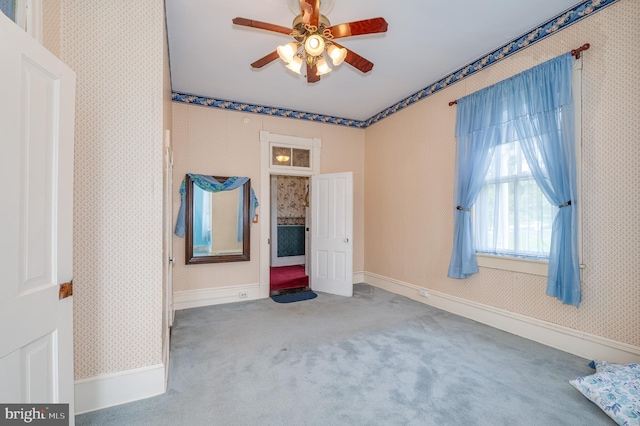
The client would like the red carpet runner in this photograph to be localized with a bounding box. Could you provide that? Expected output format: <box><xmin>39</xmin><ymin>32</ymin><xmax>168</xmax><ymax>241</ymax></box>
<box><xmin>270</xmin><ymin>265</ymin><xmax>308</xmax><ymax>291</ymax></box>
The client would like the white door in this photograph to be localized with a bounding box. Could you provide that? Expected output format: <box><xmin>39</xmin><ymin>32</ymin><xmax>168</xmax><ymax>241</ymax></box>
<box><xmin>310</xmin><ymin>172</ymin><xmax>353</xmax><ymax>297</ymax></box>
<box><xmin>0</xmin><ymin>11</ymin><xmax>76</xmax><ymax>421</ymax></box>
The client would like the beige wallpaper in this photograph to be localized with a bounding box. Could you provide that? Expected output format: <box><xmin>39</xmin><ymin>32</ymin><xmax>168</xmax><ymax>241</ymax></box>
<box><xmin>365</xmin><ymin>0</ymin><xmax>639</xmax><ymax>347</ymax></box>
<box><xmin>42</xmin><ymin>0</ymin><xmax>60</xmax><ymax>57</ymax></box>
<box><xmin>59</xmin><ymin>1</ymin><xmax>167</xmax><ymax>379</ymax></box>
<box><xmin>172</xmin><ymin>104</ymin><xmax>365</xmax><ymax>292</ymax></box>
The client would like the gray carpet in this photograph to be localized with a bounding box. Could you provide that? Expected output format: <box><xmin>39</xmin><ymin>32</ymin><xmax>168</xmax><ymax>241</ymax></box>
<box><xmin>76</xmin><ymin>284</ymin><xmax>612</xmax><ymax>425</ymax></box>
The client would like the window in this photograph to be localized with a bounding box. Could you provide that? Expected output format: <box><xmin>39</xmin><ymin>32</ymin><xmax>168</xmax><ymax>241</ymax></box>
<box><xmin>0</xmin><ymin>0</ymin><xmax>42</xmax><ymax>41</ymax></box>
<box><xmin>473</xmin><ymin>140</ymin><xmax>557</xmax><ymax>260</ymax></box>
<box><xmin>271</xmin><ymin>145</ymin><xmax>311</xmax><ymax>169</ymax></box>
<box><xmin>0</xmin><ymin>0</ymin><xmax>16</xmax><ymax>21</ymax></box>
<box><xmin>464</xmin><ymin>57</ymin><xmax>582</xmax><ymax>278</ymax></box>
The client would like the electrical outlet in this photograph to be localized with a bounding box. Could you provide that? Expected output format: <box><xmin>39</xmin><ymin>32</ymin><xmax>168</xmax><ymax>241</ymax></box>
<box><xmin>419</xmin><ymin>289</ymin><xmax>429</xmax><ymax>298</ymax></box>
<box><xmin>239</xmin><ymin>291</ymin><xmax>248</xmax><ymax>298</ymax></box>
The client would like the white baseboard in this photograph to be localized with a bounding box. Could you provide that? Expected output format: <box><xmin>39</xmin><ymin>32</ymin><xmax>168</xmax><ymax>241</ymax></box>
<box><xmin>364</xmin><ymin>272</ymin><xmax>640</xmax><ymax>365</ymax></box>
<box><xmin>75</xmin><ymin>364</ymin><xmax>166</xmax><ymax>414</ymax></box>
<box><xmin>353</xmin><ymin>271</ymin><xmax>364</xmax><ymax>284</ymax></box>
<box><xmin>173</xmin><ymin>283</ymin><xmax>260</xmax><ymax>310</ymax></box>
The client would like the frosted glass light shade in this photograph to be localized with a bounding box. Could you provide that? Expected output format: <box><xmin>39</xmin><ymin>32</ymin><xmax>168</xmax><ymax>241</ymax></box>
<box><xmin>304</xmin><ymin>34</ymin><xmax>325</xmax><ymax>57</ymax></box>
<box><xmin>277</xmin><ymin>42</ymin><xmax>298</xmax><ymax>63</ymax></box>
<box><xmin>286</xmin><ymin>55</ymin><xmax>303</xmax><ymax>74</ymax></box>
<box><xmin>315</xmin><ymin>57</ymin><xmax>332</xmax><ymax>76</ymax></box>
<box><xmin>327</xmin><ymin>44</ymin><xmax>347</xmax><ymax>66</ymax></box>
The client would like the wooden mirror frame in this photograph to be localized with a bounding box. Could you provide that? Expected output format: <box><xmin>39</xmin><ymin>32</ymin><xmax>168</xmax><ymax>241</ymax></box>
<box><xmin>185</xmin><ymin>175</ymin><xmax>251</xmax><ymax>264</ymax></box>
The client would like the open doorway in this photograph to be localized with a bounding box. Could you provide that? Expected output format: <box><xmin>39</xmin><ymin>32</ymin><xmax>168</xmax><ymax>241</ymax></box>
<box><xmin>270</xmin><ymin>175</ymin><xmax>310</xmax><ymax>296</ymax></box>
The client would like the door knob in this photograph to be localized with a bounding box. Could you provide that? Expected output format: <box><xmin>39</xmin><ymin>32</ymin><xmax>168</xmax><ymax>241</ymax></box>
<box><xmin>344</xmin><ymin>238</ymin><xmax>349</xmax><ymax>243</ymax></box>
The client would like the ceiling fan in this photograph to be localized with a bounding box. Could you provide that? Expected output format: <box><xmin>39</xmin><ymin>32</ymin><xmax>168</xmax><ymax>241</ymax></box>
<box><xmin>232</xmin><ymin>0</ymin><xmax>388</xmax><ymax>83</ymax></box>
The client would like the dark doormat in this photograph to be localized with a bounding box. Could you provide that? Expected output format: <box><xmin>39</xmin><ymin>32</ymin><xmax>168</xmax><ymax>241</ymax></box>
<box><xmin>271</xmin><ymin>290</ymin><xmax>318</xmax><ymax>304</ymax></box>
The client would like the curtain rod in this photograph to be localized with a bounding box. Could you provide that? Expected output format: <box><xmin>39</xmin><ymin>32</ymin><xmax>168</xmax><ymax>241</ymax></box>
<box><xmin>448</xmin><ymin>43</ymin><xmax>590</xmax><ymax>107</ymax></box>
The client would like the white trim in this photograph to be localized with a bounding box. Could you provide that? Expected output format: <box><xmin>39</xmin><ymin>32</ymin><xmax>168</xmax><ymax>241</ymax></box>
<box><xmin>14</xmin><ymin>0</ymin><xmax>42</xmax><ymax>42</ymax></box>
<box><xmin>74</xmin><ymin>364</ymin><xmax>166</xmax><ymax>414</ymax></box>
<box><xmin>364</xmin><ymin>272</ymin><xmax>640</xmax><ymax>365</ymax></box>
<box><xmin>270</xmin><ymin>176</ymin><xmax>278</xmax><ymax>265</ymax></box>
<box><xmin>173</xmin><ymin>283</ymin><xmax>260</xmax><ymax>310</ymax></box>
<box><xmin>57</xmin><ymin>297</ymin><xmax>75</xmax><ymax>423</ymax></box>
<box><xmin>272</xmin><ymin>255</ymin><xmax>305</xmax><ymax>267</ymax></box>
<box><xmin>476</xmin><ymin>254</ymin><xmax>548</xmax><ymax>276</ymax></box>
<box><xmin>260</xmin><ymin>131</ymin><xmax>321</xmax><ymax>299</ymax></box>
<box><xmin>352</xmin><ymin>271</ymin><xmax>364</xmax><ymax>284</ymax></box>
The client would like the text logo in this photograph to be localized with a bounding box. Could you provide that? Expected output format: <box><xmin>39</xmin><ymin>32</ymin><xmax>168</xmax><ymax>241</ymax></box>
<box><xmin>0</xmin><ymin>404</ymin><xmax>68</xmax><ymax>426</ymax></box>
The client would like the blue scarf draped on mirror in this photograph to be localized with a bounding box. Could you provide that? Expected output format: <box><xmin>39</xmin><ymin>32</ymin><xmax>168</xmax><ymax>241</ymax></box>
<box><xmin>174</xmin><ymin>174</ymin><xmax>259</xmax><ymax>242</ymax></box>
<box><xmin>447</xmin><ymin>53</ymin><xmax>580</xmax><ymax>306</ymax></box>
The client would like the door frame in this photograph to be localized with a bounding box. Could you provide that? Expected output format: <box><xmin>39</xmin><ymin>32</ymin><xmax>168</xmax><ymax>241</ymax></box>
<box><xmin>270</xmin><ymin>175</ymin><xmax>308</xmax><ymax>268</ymax></box>
<box><xmin>259</xmin><ymin>131</ymin><xmax>321</xmax><ymax>299</ymax></box>
<box><xmin>162</xmin><ymin>129</ymin><xmax>173</xmax><ymax>389</ymax></box>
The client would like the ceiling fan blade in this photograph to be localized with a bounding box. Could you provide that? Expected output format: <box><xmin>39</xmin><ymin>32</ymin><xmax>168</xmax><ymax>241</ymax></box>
<box><xmin>332</xmin><ymin>41</ymin><xmax>374</xmax><ymax>73</ymax></box>
<box><xmin>301</xmin><ymin>0</ymin><xmax>320</xmax><ymax>27</ymax></box>
<box><xmin>306</xmin><ymin>63</ymin><xmax>320</xmax><ymax>83</ymax></box>
<box><xmin>232</xmin><ymin>17</ymin><xmax>292</xmax><ymax>35</ymax></box>
<box><xmin>251</xmin><ymin>51</ymin><xmax>280</xmax><ymax>69</ymax></box>
<box><xmin>328</xmin><ymin>18</ymin><xmax>389</xmax><ymax>39</ymax></box>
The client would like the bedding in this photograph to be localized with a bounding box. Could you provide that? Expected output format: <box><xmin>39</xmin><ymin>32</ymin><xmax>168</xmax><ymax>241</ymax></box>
<box><xmin>570</xmin><ymin>360</ymin><xmax>640</xmax><ymax>425</ymax></box>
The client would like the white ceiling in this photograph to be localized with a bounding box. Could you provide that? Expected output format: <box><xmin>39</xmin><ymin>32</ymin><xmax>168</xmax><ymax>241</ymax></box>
<box><xmin>166</xmin><ymin>0</ymin><xmax>582</xmax><ymax>121</ymax></box>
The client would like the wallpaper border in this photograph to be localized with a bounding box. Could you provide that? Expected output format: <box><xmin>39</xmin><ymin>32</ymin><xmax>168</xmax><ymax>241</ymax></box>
<box><xmin>171</xmin><ymin>92</ymin><xmax>368</xmax><ymax>128</ymax></box>
<box><xmin>171</xmin><ymin>0</ymin><xmax>619</xmax><ymax>128</ymax></box>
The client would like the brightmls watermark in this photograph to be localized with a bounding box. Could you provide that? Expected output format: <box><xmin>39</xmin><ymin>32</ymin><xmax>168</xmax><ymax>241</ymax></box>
<box><xmin>0</xmin><ymin>404</ymin><xmax>68</xmax><ymax>425</ymax></box>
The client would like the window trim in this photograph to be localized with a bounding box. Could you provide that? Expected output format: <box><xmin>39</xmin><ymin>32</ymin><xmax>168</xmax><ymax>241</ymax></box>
<box><xmin>5</xmin><ymin>0</ymin><xmax>42</xmax><ymax>42</ymax></box>
<box><xmin>477</xmin><ymin>253</ymin><xmax>548</xmax><ymax>276</ymax></box>
<box><xmin>475</xmin><ymin>58</ymin><xmax>583</xmax><ymax>277</ymax></box>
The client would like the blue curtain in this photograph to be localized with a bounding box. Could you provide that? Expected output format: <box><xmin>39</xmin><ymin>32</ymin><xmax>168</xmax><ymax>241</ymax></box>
<box><xmin>448</xmin><ymin>53</ymin><xmax>580</xmax><ymax>306</ymax></box>
<box><xmin>174</xmin><ymin>174</ymin><xmax>258</xmax><ymax>239</ymax></box>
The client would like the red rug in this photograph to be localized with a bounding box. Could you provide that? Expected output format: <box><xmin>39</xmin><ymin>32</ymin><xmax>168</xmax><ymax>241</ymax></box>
<box><xmin>270</xmin><ymin>265</ymin><xmax>308</xmax><ymax>291</ymax></box>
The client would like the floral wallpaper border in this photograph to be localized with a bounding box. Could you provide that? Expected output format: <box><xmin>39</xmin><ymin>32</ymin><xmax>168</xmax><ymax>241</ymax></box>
<box><xmin>172</xmin><ymin>0</ymin><xmax>618</xmax><ymax>128</ymax></box>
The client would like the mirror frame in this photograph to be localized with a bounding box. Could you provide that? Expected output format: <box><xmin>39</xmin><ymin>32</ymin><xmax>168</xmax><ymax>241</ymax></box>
<box><xmin>185</xmin><ymin>175</ymin><xmax>251</xmax><ymax>264</ymax></box>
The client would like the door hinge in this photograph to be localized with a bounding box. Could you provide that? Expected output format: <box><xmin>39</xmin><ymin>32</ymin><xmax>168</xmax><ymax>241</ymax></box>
<box><xmin>268</xmin><ymin>238</ymin><xmax>271</xmax><ymax>245</ymax></box>
<box><xmin>59</xmin><ymin>281</ymin><xmax>73</xmax><ymax>299</ymax></box>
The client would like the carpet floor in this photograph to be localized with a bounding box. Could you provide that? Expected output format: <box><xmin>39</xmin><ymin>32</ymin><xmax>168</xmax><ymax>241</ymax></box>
<box><xmin>270</xmin><ymin>265</ymin><xmax>308</xmax><ymax>291</ymax></box>
<box><xmin>76</xmin><ymin>284</ymin><xmax>612</xmax><ymax>426</ymax></box>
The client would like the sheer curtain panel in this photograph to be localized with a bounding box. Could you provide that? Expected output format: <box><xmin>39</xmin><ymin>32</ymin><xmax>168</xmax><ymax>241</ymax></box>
<box><xmin>447</xmin><ymin>53</ymin><xmax>580</xmax><ymax>306</ymax></box>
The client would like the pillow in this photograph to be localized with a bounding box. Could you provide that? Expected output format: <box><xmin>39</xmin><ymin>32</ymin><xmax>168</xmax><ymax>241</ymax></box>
<box><xmin>570</xmin><ymin>360</ymin><xmax>640</xmax><ymax>426</ymax></box>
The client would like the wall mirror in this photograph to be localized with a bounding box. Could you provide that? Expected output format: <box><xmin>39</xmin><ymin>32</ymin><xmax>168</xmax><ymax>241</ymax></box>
<box><xmin>185</xmin><ymin>175</ymin><xmax>250</xmax><ymax>264</ymax></box>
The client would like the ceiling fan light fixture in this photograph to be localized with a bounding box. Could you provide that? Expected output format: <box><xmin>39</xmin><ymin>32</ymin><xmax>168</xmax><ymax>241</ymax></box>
<box><xmin>275</xmin><ymin>154</ymin><xmax>290</xmax><ymax>163</ymax></box>
<box><xmin>304</xmin><ymin>34</ymin><xmax>325</xmax><ymax>57</ymax></box>
<box><xmin>327</xmin><ymin>44</ymin><xmax>347</xmax><ymax>66</ymax></box>
<box><xmin>277</xmin><ymin>42</ymin><xmax>298</xmax><ymax>63</ymax></box>
<box><xmin>315</xmin><ymin>57</ymin><xmax>332</xmax><ymax>76</ymax></box>
<box><xmin>286</xmin><ymin>55</ymin><xmax>303</xmax><ymax>74</ymax></box>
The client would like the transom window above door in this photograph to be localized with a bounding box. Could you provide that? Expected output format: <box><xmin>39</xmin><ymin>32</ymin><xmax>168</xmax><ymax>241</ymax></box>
<box><xmin>271</xmin><ymin>145</ymin><xmax>311</xmax><ymax>169</ymax></box>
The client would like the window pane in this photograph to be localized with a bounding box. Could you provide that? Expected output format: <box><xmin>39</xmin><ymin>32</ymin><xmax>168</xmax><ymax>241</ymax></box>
<box><xmin>272</xmin><ymin>146</ymin><xmax>292</xmax><ymax>166</ymax></box>
<box><xmin>0</xmin><ymin>0</ymin><xmax>15</xmax><ymax>21</ymax></box>
<box><xmin>292</xmin><ymin>148</ymin><xmax>310</xmax><ymax>168</ymax></box>
<box><xmin>474</xmin><ymin>141</ymin><xmax>555</xmax><ymax>260</ymax></box>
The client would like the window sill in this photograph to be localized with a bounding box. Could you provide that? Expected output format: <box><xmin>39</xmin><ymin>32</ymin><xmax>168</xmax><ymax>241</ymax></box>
<box><xmin>476</xmin><ymin>253</ymin><xmax>548</xmax><ymax>276</ymax></box>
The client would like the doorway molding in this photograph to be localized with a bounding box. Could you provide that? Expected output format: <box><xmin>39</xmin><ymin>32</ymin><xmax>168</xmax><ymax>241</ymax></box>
<box><xmin>259</xmin><ymin>131</ymin><xmax>321</xmax><ymax>299</ymax></box>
